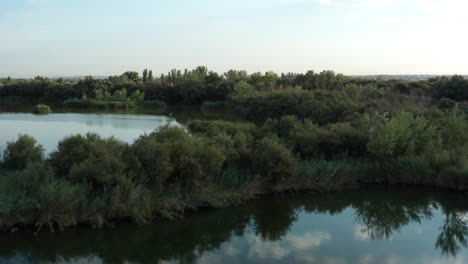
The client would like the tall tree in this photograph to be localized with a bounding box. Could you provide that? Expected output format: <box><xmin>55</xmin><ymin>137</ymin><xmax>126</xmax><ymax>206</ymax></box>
<box><xmin>142</xmin><ymin>69</ymin><xmax>148</xmax><ymax>83</ymax></box>
<box><xmin>148</xmin><ymin>70</ymin><xmax>154</xmax><ymax>81</ymax></box>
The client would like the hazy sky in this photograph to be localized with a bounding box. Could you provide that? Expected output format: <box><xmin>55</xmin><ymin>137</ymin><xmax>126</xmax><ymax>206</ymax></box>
<box><xmin>1</xmin><ymin>0</ymin><xmax>467</xmax><ymax>78</ymax></box>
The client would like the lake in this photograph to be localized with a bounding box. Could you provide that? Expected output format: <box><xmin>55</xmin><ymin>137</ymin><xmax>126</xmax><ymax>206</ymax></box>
<box><xmin>0</xmin><ymin>186</ymin><xmax>466</xmax><ymax>264</ymax></box>
<box><xmin>0</xmin><ymin>112</ymin><xmax>179</xmax><ymax>153</ymax></box>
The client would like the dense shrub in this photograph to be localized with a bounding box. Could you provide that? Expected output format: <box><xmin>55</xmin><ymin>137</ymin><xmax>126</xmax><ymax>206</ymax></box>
<box><xmin>3</xmin><ymin>135</ymin><xmax>44</xmax><ymax>170</ymax></box>
<box><xmin>189</xmin><ymin>120</ymin><xmax>256</xmax><ymax>137</ymax></box>
<box><xmin>438</xmin><ymin>98</ymin><xmax>457</xmax><ymax>110</ymax></box>
<box><xmin>294</xmin><ymin>121</ymin><xmax>369</xmax><ymax>159</ymax></box>
<box><xmin>32</xmin><ymin>104</ymin><xmax>52</xmax><ymax>114</ymax></box>
<box><xmin>189</xmin><ymin>120</ymin><xmax>256</xmax><ymax>169</ymax></box>
<box><xmin>50</xmin><ymin>133</ymin><xmax>129</xmax><ymax>186</ymax></box>
<box><xmin>0</xmin><ymin>163</ymin><xmax>85</xmax><ymax>231</ymax></box>
<box><xmin>256</xmin><ymin>138</ymin><xmax>296</xmax><ymax>184</ymax></box>
<box><xmin>259</xmin><ymin>116</ymin><xmax>368</xmax><ymax>159</ymax></box>
<box><xmin>131</xmin><ymin>127</ymin><xmax>226</xmax><ymax>191</ymax></box>
<box><xmin>229</xmin><ymin>89</ymin><xmax>360</xmax><ymax>124</ymax></box>
<box><xmin>438</xmin><ymin>109</ymin><xmax>468</xmax><ymax>165</ymax></box>
<box><xmin>367</xmin><ymin>111</ymin><xmax>442</xmax><ymax>158</ymax></box>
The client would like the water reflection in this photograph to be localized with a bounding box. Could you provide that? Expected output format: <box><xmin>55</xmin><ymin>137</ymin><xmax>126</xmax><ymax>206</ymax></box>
<box><xmin>0</xmin><ymin>186</ymin><xmax>466</xmax><ymax>264</ymax></box>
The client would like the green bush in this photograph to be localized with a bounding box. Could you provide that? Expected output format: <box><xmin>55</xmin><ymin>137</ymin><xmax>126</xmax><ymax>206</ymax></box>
<box><xmin>189</xmin><ymin>120</ymin><xmax>256</xmax><ymax>137</ymax></box>
<box><xmin>3</xmin><ymin>135</ymin><xmax>44</xmax><ymax>170</ymax></box>
<box><xmin>296</xmin><ymin>159</ymin><xmax>357</xmax><ymax>191</ymax></box>
<box><xmin>294</xmin><ymin>121</ymin><xmax>369</xmax><ymax>159</ymax></box>
<box><xmin>32</xmin><ymin>104</ymin><xmax>52</xmax><ymax>115</ymax></box>
<box><xmin>131</xmin><ymin>127</ymin><xmax>226</xmax><ymax>191</ymax></box>
<box><xmin>256</xmin><ymin>137</ymin><xmax>296</xmax><ymax>184</ymax></box>
<box><xmin>439</xmin><ymin>108</ymin><xmax>468</xmax><ymax>165</ymax></box>
<box><xmin>0</xmin><ymin>163</ymin><xmax>85</xmax><ymax>231</ymax></box>
<box><xmin>229</xmin><ymin>89</ymin><xmax>360</xmax><ymax>124</ymax></box>
<box><xmin>50</xmin><ymin>133</ymin><xmax>129</xmax><ymax>186</ymax></box>
<box><xmin>367</xmin><ymin>111</ymin><xmax>442</xmax><ymax>158</ymax></box>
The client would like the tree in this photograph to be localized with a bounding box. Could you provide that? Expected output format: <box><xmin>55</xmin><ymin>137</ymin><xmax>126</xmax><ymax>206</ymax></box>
<box><xmin>439</xmin><ymin>108</ymin><xmax>468</xmax><ymax>165</ymax></box>
<box><xmin>121</xmin><ymin>71</ymin><xmax>140</xmax><ymax>82</ymax></box>
<box><xmin>257</xmin><ymin>138</ymin><xmax>296</xmax><ymax>184</ymax></box>
<box><xmin>148</xmin><ymin>70</ymin><xmax>154</xmax><ymax>81</ymax></box>
<box><xmin>142</xmin><ymin>69</ymin><xmax>148</xmax><ymax>83</ymax></box>
<box><xmin>3</xmin><ymin>135</ymin><xmax>44</xmax><ymax>170</ymax></box>
<box><xmin>367</xmin><ymin>111</ymin><xmax>442</xmax><ymax>158</ymax></box>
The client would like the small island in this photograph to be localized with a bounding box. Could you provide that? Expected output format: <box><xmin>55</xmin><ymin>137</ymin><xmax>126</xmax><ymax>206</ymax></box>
<box><xmin>32</xmin><ymin>104</ymin><xmax>52</xmax><ymax>115</ymax></box>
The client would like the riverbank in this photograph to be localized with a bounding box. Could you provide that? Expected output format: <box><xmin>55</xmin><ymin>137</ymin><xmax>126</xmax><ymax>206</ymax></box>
<box><xmin>0</xmin><ymin>156</ymin><xmax>467</xmax><ymax>233</ymax></box>
<box><xmin>0</xmin><ymin>106</ymin><xmax>466</xmax><ymax>233</ymax></box>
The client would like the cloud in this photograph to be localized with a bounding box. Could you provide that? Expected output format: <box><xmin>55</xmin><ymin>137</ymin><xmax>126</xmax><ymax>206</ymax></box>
<box><xmin>353</xmin><ymin>0</ymin><xmax>409</xmax><ymax>8</ymax></box>
<box><xmin>287</xmin><ymin>232</ymin><xmax>332</xmax><ymax>250</ymax></box>
<box><xmin>371</xmin><ymin>15</ymin><xmax>401</xmax><ymax>24</ymax></box>
<box><xmin>2</xmin><ymin>11</ymin><xmax>43</xmax><ymax>18</ymax></box>
<box><xmin>344</xmin><ymin>13</ymin><xmax>361</xmax><ymax>22</ymax></box>
<box><xmin>247</xmin><ymin>232</ymin><xmax>332</xmax><ymax>260</ymax></box>
<box><xmin>28</xmin><ymin>0</ymin><xmax>51</xmax><ymax>3</ymax></box>
<box><xmin>320</xmin><ymin>0</ymin><xmax>332</xmax><ymax>5</ymax></box>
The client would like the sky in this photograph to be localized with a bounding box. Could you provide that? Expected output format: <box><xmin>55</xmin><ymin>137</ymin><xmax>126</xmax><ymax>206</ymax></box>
<box><xmin>1</xmin><ymin>0</ymin><xmax>467</xmax><ymax>78</ymax></box>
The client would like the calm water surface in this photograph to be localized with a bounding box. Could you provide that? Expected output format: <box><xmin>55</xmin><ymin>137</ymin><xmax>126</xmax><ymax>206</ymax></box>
<box><xmin>0</xmin><ymin>113</ymin><xmax>179</xmax><ymax>153</ymax></box>
<box><xmin>0</xmin><ymin>186</ymin><xmax>466</xmax><ymax>264</ymax></box>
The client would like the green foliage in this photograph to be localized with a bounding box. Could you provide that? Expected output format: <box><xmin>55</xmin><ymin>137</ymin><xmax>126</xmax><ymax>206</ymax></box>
<box><xmin>3</xmin><ymin>135</ymin><xmax>44</xmax><ymax>170</ymax></box>
<box><xmin>0</xmin><ymin>163</ymin><xmax>85</xmax><ymax>231</ymax></box>
<box><xmin>63</xmin><ymin>98</ymin><xmax>136</xmax><ymax>109</ymax></box>
<box><xmin>32</xmin><ymin>104</ymin><xmax>52</xmax><ymax>114</ymax></box>
<box><xmin>256</xmin><ymin>137</ymin><xmax>296</xmax><ymax>184</ymax></box>
<box><xmin>229</xmin><ymin>81</ymin><xmax>257</xmax><ymax>100</ymax></box>
<box><xmin>439</xmin><ymin>98</ymin><xmax>457</xmax><ymax>110</ymax></box>
<box><xmin>439</xmin><ymin>108</ymin><xmax>468</xmax><ymax>165</ymax></box>
<box><xmin>367</xmin><ymin>111</ymin><xmax>442</xmax><ymax>158</ymax></box>
<box><xmin>131</xmin><ymin>127</ymin><xmax>226</xmax><ymax>191</ymax></box>
<box><xmin>214</xmin><ymin>168</ymin><xmax>256</xmax><ymax>189</ymax></box>
<box><xmin>50</xmin><ymin>133</ymin><xmax>129</xmax><ymax>186</ymax></box>
<box><xmin>296</xmin><ymin>159</ymin><xmax>357</xmax><ymax>191</ymax></box>
<box><xmin>431</xmin><ymin>75</ymin><xmax>468</xmax><ymax>101</ymax></box>
<box><xmin>189</xmin><ymin>120</ymin><xmax>256</xmax><ymax>137</ymax></box>
<box><xmin>230</xmin><ymin>89</ymin><xmax>360</xmax><ymax>125</ymax></box>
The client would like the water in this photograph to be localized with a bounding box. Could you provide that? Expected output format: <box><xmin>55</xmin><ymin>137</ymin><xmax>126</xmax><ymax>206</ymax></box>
<box><xmin>0</xmin><ymin>113</ymin><xmax>179</xmax><ymax>153</ymax></box>
<box><xmin>0</xmin><ymin>186</ymin><xmax>466</xmax><ymax>264</ymax></box>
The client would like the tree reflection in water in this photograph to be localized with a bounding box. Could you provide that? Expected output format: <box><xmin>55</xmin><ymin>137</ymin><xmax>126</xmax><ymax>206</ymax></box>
<box><xmin>0</xmin><ymin>186</ymin><xmax>466</xmax><ymax>264</ymax></box>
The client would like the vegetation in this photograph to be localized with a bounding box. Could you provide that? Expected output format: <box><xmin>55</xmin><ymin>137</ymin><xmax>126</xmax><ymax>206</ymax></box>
<box><xmin>0</xmin><ymin>105</ymin><xmax>467</xmax><ymax>232</ymax></box>
<box><xmin>32</xmin><ymin>104</ymin><xmax>52</xmax><ymax>114</ymax></box>
<box><xmin>0</xmin><ymin>67</ymin><xmax>467</xmax><ymax>232</ymax></box>
<box><xmin>1</xmin><ymin>68</ymin><xmax>466</xmax><ymax>114</ymax></box>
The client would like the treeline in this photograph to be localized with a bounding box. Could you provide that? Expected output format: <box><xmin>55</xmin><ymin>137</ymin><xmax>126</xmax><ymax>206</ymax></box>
<box><xmin>1</xmin><ymin>67</ymin><xmax>467</xmax><ymax>107</ymax></box>
<box><xmin>0</xmin><ymin>108</ymin><xmax>467</xmax><ymax>232</ymax></box>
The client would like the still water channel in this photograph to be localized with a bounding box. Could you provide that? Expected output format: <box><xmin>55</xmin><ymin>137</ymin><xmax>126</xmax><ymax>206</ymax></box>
<box><xmin>0</xmin><ymin>112</ymin><xmax>179</xmax><ymax>153</ymax></box>
<box><xmin>0</xmin><ymin>186</ymin><xmax>466</xmax><ymax>264</ymax></box>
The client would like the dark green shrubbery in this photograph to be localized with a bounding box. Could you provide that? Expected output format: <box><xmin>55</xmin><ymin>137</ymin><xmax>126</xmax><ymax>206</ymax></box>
<box><xmin>229</xmin><ymin>89</ymin><xmax>360</xmax><ymax>125</ymax></box>
<box><xmin>0</xmin><ymin>163</ymin><xmax>85</xmax><ymax>231</ymax></box>
<box><xmin>256</xmin><ymin>137</ymin><xmax>296</xmax><ymax>184</ymax></box>
<box><xmin>50</xmin><ymin>133</ymin><xmax>129</xmax><ymax>186</ymax></box>
<box><xmin>3</xmin><ymin>135</ymin><xmax>44</xmax><ymax>170</ymax></box>
<box><xmin>131</xmin><ymin>126</ymin><xmax>226</xmax><ymax>191</ymax></box>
